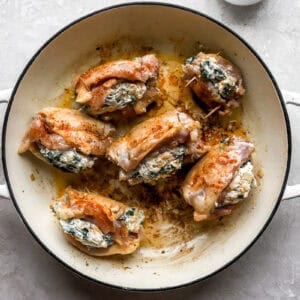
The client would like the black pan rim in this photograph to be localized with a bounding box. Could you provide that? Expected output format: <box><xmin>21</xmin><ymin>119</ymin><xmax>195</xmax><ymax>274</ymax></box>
<box><xmin>1</xmin><ymin>1</ymin><xmax>292</xmax><ymax>292</ymax></box>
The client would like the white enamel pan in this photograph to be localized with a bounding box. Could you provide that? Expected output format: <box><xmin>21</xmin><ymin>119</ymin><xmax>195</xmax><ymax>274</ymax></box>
<box><xmin>0</xmin><ymin>2</ymin><xmax>299</xmax><ymax>291</ymax></box>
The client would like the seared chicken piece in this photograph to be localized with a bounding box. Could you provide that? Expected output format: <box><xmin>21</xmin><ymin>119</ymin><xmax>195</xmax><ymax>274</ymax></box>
<box><xmin>182</xmin><ymin>137</ymin><xmax>256</xmax><ymax>221</ymax></box>
<box><xmin>107</xmin><ymin>110</ymin><xmax>206</xmax><ymax>185</ymax></box>
<box><xmin>75</xmin><ymin>54</ymin><xmax>160</xmax><ymax>117</ymax></box>
<box><xmin>183</xmin><ymin>52</ymin><xmax>245</xmax><ymax>113</ymax></box>
<box><xmin>18</xmin><ymin>108</ymin><xmax>114</xmax><ymax>173</ymax></box>
<box><xmin>51</xmin><ymin>188</ymin><xmax>144</xmax><ymax>256</ymax></box>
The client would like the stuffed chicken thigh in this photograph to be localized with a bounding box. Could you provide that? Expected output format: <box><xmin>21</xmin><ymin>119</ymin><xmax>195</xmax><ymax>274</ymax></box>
<box><xmin>183</xmin><ymin>52</ymin><xmax>245</xmax><ymax>113</ymax></box>
<box><xmin>75</xmin><ymin>54</ymin><xmax>160</xmax><ymax>118</ymax></box>
<box><xmin>51</xmin><ymin>188</ymin><xmax>145</xmax><ymax>256</ymax></box>
<box><xmin>182</xmin><ymin>137</ymin><xmax>256</xmax><ymax>221</ymax></box>
<box><xmin>18</xmin><ymin>107</ymin><xmax>114</xmax><ymax>173</ymax></box>
<box><xmin>107</xmin><ymin>110</ymin><xmax>206</xmax><ymax>185</ymax></box>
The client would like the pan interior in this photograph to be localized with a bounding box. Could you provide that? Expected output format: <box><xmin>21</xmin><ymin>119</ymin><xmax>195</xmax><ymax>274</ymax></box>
<box><xmin>3</xmin><ymin>4</ymin><xmax>289</xmax><ymax>290</ymax></box>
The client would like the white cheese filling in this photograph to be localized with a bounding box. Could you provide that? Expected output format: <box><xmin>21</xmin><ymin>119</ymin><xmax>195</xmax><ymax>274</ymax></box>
<box><xmin>39</xmin><ymin>144</ymin><xmax>96</xmax><ymax>173</ymax></box>
<box><xmin>118</xmin><ymin>208</ymin><xmax>145</xmax><ymax>233</ymax></box>
<box><xmin>104</xmin><ymin>82</ymin><xmax>146</xmax><ymax>109</ymax></box>
<box><xmin>199</xmin><ymin>57</ymin><xmax>238</xmax><ymax>101</ymax></box>
<box><xmin>60</xmin><ymin>218</ymin><xmax>113</xmax><ymax>248</ymax></box>
<box><xmin>121</xmin><ymin>146</ymin><xmax>186</xmax><ymax>184</ymax></box>
<box><xmin>223</xmin><ymin>161</ymin><xmax>256</xmax><ymax>205</ymax></box>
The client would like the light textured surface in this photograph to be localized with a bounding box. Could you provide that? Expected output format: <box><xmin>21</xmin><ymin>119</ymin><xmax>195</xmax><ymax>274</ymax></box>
<box><xmin>0</xmin><ymin>0</ymin><xmax>299</xmax><ymax>299</ymax></box>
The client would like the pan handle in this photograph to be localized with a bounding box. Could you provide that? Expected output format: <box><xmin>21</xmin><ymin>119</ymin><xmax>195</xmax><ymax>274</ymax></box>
<box><xmin>0</xmin><ymin>89</ymin><xmax>298</xmax><ymax>200</ymax></box>
<box><xmin>282</xmin><ymin>90</ymin><xmax>300</xmax><ymax>200</ymax></box>
<box><xmin>0</xmin><ymin>88</ymin><xmax>12</xmax><ymax>199</ymax></box>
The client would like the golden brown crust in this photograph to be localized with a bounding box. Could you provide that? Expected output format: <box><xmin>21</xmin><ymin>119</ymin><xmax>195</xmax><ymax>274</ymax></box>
<box><xmin>54</xmin><ymin>188</ymin><xmax>126</xmax><ymax>232</ymax></box>
<box><xmin>78</xmin><ymin>58</ymin><xmax>153</xmax><ymax>88</ymax></box>
<box><xmin>74</xmin><ymin>54</ymin><xmax>160</xmax><ymax>116</ymax></box>
<box><xmin>53</xmin><ymin>188</ymin><xmax>144</xmax><ymax>256</ymax></box>
<box><xmin>182</xmin><ymin>138</ymin><xmax>254</xmax><ymax>221</ymax></box>
<box><xmin>18</xmin><ymin>107</ymin><xmax>115</xmax><ymax>156</ymax></box>
<box><xmin>107</xmin><ymin>110</ymin><xmax>201</xmax><ymax>172</ymax></box>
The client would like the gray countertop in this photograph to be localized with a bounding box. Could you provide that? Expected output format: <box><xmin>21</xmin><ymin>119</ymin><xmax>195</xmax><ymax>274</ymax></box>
<box><xmin>0</xmin><ymin>0</ymin><xmax>299</xmax><ymax>299</ymax></box>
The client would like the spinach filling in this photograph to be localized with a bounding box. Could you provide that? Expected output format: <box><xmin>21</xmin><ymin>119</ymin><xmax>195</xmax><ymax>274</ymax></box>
<box><xmin>220</xmin><ymin>83</ymin><xmax>237</xmax><ymax>100</ymax></box>
<box><xmin>60</xmin><ymin>218</ymin><xmax>113</xmax><ymax>248</ymax></box>
<box><xmin>216</xmin><ymin>161</ymin><xmax>257</xmax><ymax>208</ymax></box>
<box><xmin>38</xmin><ymin>143</ymin><xmax>96</xmax><ymax>173</ymax></box>
<box><xmin>200</xmin><ymin>60</ymin><xmax>226</xmax><ymax>82</ymax></box>
<box><xmin>185</xmin><ymin>56</ymin><xmax>196</xmax><ymax>65</ymax></box>
<box><xmin>128</xmin><ymin>145</ymin><xmax>186</xmax><ymax>183</ymax></box>
<box><xmin>103</xmin><ymin>82</ymin><xmax>146</xmax><ymax>109</ymax></box>
<box><xmin>118</xmin><ymin>207</ymin><xmax>145</xmax><ymax>233</ymax></box>
<box><xmin>199</xmin><ymin>59</ymin><xmax>238</xmax><ymax>101</ymax></box>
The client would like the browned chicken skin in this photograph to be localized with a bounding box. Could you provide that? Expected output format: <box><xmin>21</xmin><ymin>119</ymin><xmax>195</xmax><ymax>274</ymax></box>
<box><xmin>183</xmin><ymin>52</ymin><xmax>245</xmax><ymax>113</ymax></box>
<box><xmin>182</xmin><ymin>137</ymin><xmax>255</xmax><ymax>221</ymax></box>
<box><xmin>51</xmin><ymin>188</ymin><xmax>144</xmax><ymax>256</ymax></box>
<box><xmin>107</xmin><ymin>110</ymin><xmax>207</xmax><ymax>185</ymax></box>
<box><xmin>18</xmin><ymin>108</ymin><xmax>115</xmax><ymax>173</ymax></box>
<box><xmin>75</xmin><ymin>54</ymin><xmax>160</xmax><ymax>117</ymax></box>
<box><xmin>19</xmin><ymin>107</ymin><xmax>114</xmax><ymax>155</ymax></box>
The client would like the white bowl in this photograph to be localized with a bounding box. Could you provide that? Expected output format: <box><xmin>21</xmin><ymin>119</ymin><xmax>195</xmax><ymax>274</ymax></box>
<box><xmin>224</xmin><ymin>0</ymin><xmax>263</xmax><ymax>6</ymax></box>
